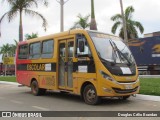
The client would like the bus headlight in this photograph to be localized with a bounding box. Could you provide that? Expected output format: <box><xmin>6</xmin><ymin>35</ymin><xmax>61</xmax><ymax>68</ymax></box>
<box><xmin>100</xmin><ymin>71</ymin><xmax>118</xmax><ymax>84</ymax></box>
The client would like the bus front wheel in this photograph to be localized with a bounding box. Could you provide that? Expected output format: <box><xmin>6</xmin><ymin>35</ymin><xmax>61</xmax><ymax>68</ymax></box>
<box><xmin>31</xmin><ymin>80</ymin><xmax>46</xmax><ymax>96</ymax></box>
<box><xmin>83</xmin><ymin>84</ymin><xmax>101</xmax><ymax>105</ymax></box>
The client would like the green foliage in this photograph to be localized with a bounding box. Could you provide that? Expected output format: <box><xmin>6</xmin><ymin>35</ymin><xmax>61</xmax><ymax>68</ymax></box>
<box><xmin>71</xmin><ymin>14</ymin><xmax>90</xmax><ymax>29</ymax></box>
<box><xmin>111</xmin><ymin>6</ymin><xmax>144</xmax><ymax>40</ymax></box>
<box><xmin>0</xmin><ymin>77</ymin><xmax>159</xmax><ymax>96</ymax></box>
<box><xmin>0</xmin><ymin>76</ymin><xmax>16</xmax><ymax>82</ymax></box>
<box><xmin>0</xmin><ymin>0</ymin><xmax>48</xmax><ymax>41</ymax></box>
<box><xmin>0</xmin><ymin>40</ymin><xmax>17</xmax><ymax>60</ymax></box>
<box><xmin>140</xmin><ymin>78</ymin><xmax>160</xmax><ymax>96</ymax></box>
<box><xmin>25</xmin><ymin>33</ymin><xmax>38</xmax><ymax>40</ymax></box>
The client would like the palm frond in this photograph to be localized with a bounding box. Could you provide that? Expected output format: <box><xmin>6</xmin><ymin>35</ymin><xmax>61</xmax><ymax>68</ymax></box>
<box><xmin>119</xmin><ymin>28</ymin><xmax>124</xmax><ymax>39</ymax></box>
<box><xmin>111</xmin><ymin>14</ymin><xmax>122</xmax><ymax>21</ymax></box>
<box><xmin>111</xmin><ymin>21</ymin><xmax>121</xmax><ymax>34</ymax></box>
<box><xmin>36</xmin><ymin>0</ymin><xmax>48</xmax><ymax>7</ymax></box>
<box><xmin>0</xmin><ymin>12</ymin><xmax>10</xmax><ymax>37</ymax></box>
<box><xmin>1</xmin><ymin>0</ymin><xmax>14</xmax><ymax>4</ymax></box>
<box><xmin>7</xmin><ymin>9</ymin><xmax>18</xmax><ymax>22</ymax></box>
<box><xmin>71</xmin><ymin>14</ymin><xmax>90</xmax><ymax>29</ymax></box>
<box><xmin>111</xmin><ymin>5</ymin><xmax>144</xmax><ymax>39</ymax></box>
<box><xmin>132</xmin><ymin>21</ymin><xmax>144</xmax><ymax>34</ymax></box>
<box><xmin>125</xmin><ymin>6</ymin><xmax>134</xmax><ymax>20</ymax></box>
<box><xmin>14</xmin><ymin>39</ymin><xmax>18</xmax><ymax>46</ymax></box>
<box><xmin>24</xmin><ymin>9</ymin><xmax>48</xmax><ymax>31</ymax></box>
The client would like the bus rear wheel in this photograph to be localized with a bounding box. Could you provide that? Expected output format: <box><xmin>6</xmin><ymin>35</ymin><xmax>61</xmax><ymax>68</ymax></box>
<box><xmin>83</xmin><ymin>84</ymin><xmax>101</xmax><ymax>105</ymax></box>
<box><xmin>31</xmin><ymin>80</ymin><xmax>46</xmax><ymax>96</ymax></box>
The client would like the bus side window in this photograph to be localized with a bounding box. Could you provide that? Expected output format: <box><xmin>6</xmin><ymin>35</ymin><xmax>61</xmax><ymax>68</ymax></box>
<box><xmin>18</xmin><ymin>44</ymin><xmax>28</xmax><ymax>59</ymax></box>
<box><xmin>29</xmin><ymin>42</ymin><xmax>41</xmax><ymax>59</ymax></box>
<box><xmin>42</xmin><ymin>40</ymin><xmax>54</xmax><ymax>58</ymax></box>
<box><xmin>76</xmin><ymin>34</ymin><xmax>91</xmax><ymax>57</ymax></box>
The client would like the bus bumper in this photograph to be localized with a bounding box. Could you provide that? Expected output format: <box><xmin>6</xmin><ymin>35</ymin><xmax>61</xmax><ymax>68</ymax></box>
<box><xmin>98</xmin><ymin>81</ymin><xmax>140</xmax><ymax>97</ymax></box>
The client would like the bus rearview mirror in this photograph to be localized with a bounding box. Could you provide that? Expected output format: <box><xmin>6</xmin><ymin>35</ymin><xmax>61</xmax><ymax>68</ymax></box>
<box><xmin>79</xmin><ymin>41</ymin><xmax>85</xmax><ymax>52</ymax></box>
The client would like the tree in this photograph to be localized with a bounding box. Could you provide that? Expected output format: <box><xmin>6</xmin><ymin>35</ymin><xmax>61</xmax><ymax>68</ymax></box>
<box><xmin>0</xmin><ymin>44</ymin><xmax>11</xmax><ymax>59</ymax></box>
<box><xmin>119</xmin><ymin>0</ymin><xmax>128</xmax><ymax>44</ymax></box>
<box><xmin>71</xmin><ymin>14</ymin><xmax>90</xmax><ymax>29</ymax></box>
<box><xmin>111</xmin><ymin>6</ymin><xmax>144</xmax><ymax>40</ymax></box>
<box><xmin>0</xmin><ymin>40</ymin><xmax>18</xmax><ymax>59</ymax></box>
<box><xmin>10</xmin><ymin>40</ymin><xmax>18</xmax><ymax>56</ymax></box>
<box><xmin>90</xmin><ymin>0</ymin><xmax>97</xmax><ymax>30</ymax></box>
<box><xmin>25</xmin><ymin>33</ymin><xmax>38</xmax><ymax>40</ymax></box>
<box><xmin>0</xmin><ymin>0</ymin><xmax>48</xmax><ymax>41</ymax></box>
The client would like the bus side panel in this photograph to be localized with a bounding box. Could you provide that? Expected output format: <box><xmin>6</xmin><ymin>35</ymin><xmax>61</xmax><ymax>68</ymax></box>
<box><xmin>72</xmin><ymin>73</ymin><xmax>97</xmax><ymax>95</ymax></box>
<box><xmin>38</xmin><ymin>72</ymin><xmax>57</xmax><ymax>90</ymax></box>
<box><xmin>17</xmin><ymin>71</ymin><xmax>37</xmax><ymax>86</ymax></box>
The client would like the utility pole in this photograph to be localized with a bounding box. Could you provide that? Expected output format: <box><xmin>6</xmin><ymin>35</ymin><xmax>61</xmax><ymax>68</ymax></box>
<box><xmin>119</xmin><ymin>0</ymin><xmax>128</xmax><ymax>45</ymax></box>
<box><xmin>56</xmin><ymin>0</ymin><xmax>69</xmax><ymax>32</ymax></box>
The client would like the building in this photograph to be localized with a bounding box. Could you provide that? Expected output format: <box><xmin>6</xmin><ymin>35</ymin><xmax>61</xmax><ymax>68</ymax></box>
<box><xmin>144</xmin><ymin>31</ymin><xmax>160</xmax><ymax>38</ymax></box>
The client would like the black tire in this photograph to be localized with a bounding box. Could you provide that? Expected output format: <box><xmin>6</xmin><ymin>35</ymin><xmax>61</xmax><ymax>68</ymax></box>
<box><xmin>83</xmin><ymin>84</ymin><xmax>101</xmax><ymax>105</ymax></box>
<box><xmin>31</xmin><ymin>80</ymin><xmax>46</xmax><ymax>96</ymax></box>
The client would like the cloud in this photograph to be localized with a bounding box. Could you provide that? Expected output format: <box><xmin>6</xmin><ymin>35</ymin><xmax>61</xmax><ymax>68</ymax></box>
<box><xmin>0</xmin><ymin>0</ymin><xmax>160</xmax><ymax>46</ymax></box>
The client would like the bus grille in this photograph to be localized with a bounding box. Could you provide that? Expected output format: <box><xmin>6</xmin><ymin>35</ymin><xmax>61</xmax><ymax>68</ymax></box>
<box><xmin>112</xmin><ymin>86</ymin><xmax>139</xmax><ymax>94</ymax></box>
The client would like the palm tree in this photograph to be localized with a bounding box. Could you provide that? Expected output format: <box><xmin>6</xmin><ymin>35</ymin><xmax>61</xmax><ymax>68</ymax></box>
<box><xmin>10</xmin><ymin>40</ymin><xmax>18</xmax><ymax>56</ymax></box>
<box><xmin>0</xmin><ymin>44</ymin><xmax>11</xmax><ymax>59</ymax></box>
<box><xmin>0</xmin><ymin>40</ymin><xmax>18</xmax><ymax>59</ymax></box>
<box><xmin>90</xmin><ymin>0</ymin><xmax>97</xmax><ymax>30</ymax></box>
<box><xmin>25</xmin><ymin>32</ymin><xmax>38</xmax><ymax>40</ymax></box>
<box><xmin>9</xmin><ymin>44</ymin><xmax>17</xmax><ymax>57</ymax></box>
<box><xmin>0</xmin><ymin>0</ymin><xmax>48</xmax><ymax>41</ymax></box>
<box><xmin>111</xmin><ymin>6</ymin><xmax>144</xmax><ymax>40</ymax></box>
<box><xmin>71</xmin><ymin>14</ymin><xmax>90</xmax><ymax>29</ymax></box>
<box><xmin>119</xmin><ymin>0</ymin><xmax>128</xmax><ymax>44</ymax></box>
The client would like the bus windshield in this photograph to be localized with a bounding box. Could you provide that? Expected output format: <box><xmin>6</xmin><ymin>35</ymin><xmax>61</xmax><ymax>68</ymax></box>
<box><xmin>89</xmin><ymin>32</ymin><xmax>135</xmax><ymax>65</ymax></box>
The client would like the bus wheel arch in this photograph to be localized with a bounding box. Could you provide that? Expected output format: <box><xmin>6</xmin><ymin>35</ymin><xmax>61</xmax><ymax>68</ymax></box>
<box><xmin>81</xmin><ymin>82</ymin><xmax>101</xmax><ymax>105</ymax></box>
<box><xmin>30</xmin><ymin>78</ymin><xmax>46</xmax><ymax>96</ymax></box>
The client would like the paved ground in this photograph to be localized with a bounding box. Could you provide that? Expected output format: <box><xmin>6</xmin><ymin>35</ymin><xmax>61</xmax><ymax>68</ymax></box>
<box><xmin>0</xmin><ymin>81</ymin><xmax>160</xmax><ymax>120</ymax></box>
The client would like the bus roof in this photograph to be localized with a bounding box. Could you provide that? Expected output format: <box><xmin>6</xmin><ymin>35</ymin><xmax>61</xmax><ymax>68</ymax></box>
<box><xmin>18</xmin><ymin>29</ymin><xmax>121</xmax><ymax>45</ymax></box>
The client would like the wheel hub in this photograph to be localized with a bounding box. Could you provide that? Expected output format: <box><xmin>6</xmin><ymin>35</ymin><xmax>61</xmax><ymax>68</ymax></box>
<box><xmin>86</xmin><ymin>89</ymin><xmax>96</xmax><ymax>102</ymax></box>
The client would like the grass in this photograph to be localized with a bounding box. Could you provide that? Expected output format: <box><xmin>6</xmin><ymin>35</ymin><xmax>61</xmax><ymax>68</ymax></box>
<box><xmin>0</xmin><ymin>76</ymin><xmax>16</xmax><ymax>82</ymax></box>
<box><xmin>0</xmin><ymin>76</ymin><xmax>160</xmax><ymax>96</ymax></box>
<box><xmin>139</xmin><ymin>78</ymin><xmax>160</xmax><ymax>96</ymax></box>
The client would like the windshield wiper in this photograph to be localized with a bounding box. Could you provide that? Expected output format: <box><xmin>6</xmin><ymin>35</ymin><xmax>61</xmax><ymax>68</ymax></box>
<box><xmin>110</xmin><ymin>40</ymin><xmax>132</xmax><ymax>66</ymax></box>
<box><xmin>108</xmin><ymin>40</ymin><xmax>117</xmax><ymax>64</ymax></box>
<box><xmin>116</xmin><ymin>48</ymin><xmax>132</xmax><ymax>66</ymax></box>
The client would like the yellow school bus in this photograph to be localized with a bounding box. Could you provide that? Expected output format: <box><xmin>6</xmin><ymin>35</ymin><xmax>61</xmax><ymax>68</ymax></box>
<box><xmin>16</xmin><ymin>29</ymin><xmax>140</xmax><ymax>105</ymax></box>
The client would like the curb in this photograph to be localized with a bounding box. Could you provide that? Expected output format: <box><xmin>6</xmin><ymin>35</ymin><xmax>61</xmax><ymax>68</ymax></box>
<box><xmin>1</xmin><ymin>81</ymin><xmax>160</xmax><ymax>102</ymax></box>
<box><xmin>135</xmin><ymin>94</ymin><xmax>160</xmax><ymax>102</ymax></box>
<box><xmin>0</xmin><ymin>81</ymin><xmax>20</xmax><ymax>85</ymax></box>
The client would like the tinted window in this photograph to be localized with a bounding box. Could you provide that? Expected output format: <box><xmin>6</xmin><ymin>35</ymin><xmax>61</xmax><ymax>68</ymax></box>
<box><xmin>42</xmin><ymin>40</ymin><xmax>54</xmax><ymax>58</ymax></box>
<box><xmin>29</xmin><ymin>42</ymin><xmax>41</xmax><ymax>59</ymax></box>
<box><xmin>18</xmin><ymin>44</ymin><xmax>28</xmax><ymax>59</ymax></box>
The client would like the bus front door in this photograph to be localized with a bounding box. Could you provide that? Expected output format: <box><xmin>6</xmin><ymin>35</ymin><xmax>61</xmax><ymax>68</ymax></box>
<box><xmin>58</xmin><ymin>39</ymin><xmax>74</xmax><ymax>90</ymax></box>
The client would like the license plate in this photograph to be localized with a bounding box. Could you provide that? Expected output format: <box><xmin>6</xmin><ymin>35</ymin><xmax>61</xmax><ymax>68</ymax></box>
<box><xmin>125</xmin><ymin>85</ymin><xmax>132</xmax><ymax>89</ymax></box>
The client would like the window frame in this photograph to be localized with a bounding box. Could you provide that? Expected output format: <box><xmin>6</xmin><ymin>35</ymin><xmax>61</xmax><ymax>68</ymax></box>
<box><xmin>41</xmin><ymin>39</ymin><xmax>54</xmax><ymax>59</ymax></box>
<box><xmin>18</xmin><ymin>44</ymin><xmax>28</xmax><ymax>59</ymax></box>
<box><xmin>29</xmin><ymin>42</ymin><xmax>41</xmax><ymax>59</ymax></box>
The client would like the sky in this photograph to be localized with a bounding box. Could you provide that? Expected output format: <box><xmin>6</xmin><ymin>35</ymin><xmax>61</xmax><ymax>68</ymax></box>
<box><xmin>0</xmin><ymin>0</ymin><xmax>160</xmax><ymax>46</ymax></box>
